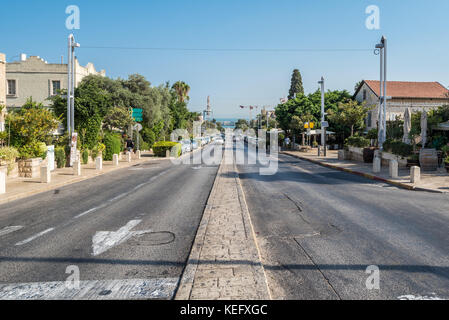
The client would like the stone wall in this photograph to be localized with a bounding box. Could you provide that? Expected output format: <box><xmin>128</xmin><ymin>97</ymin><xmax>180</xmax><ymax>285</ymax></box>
<box><xmin>18</xmin><ymin>158</ymin><xmax>42</xmax><ymax>178</ymax></box>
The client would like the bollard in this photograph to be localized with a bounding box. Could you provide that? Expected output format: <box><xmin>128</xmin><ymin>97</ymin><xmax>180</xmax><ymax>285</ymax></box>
<box><xmin>0</xmin><ymin>167</ymin><xmax>6</xmax><ymax>194</ymax></box>
<box><xmin>126</xmin><ymin>152</ymin><xmax>132</xmax><ymax>163</ymax></box>
<box><xmin>166</xmin><ymin>150</ymin><xmax>170</xmax><ymax>158</ymax></box>
<box><xmin>40</xmin><ymin>165</ymin><xmax>51</xmax><ymax>183</ymax></box>
<box><xmin>136</xmin><ymin>150</ymin><xmax>141</xmax><ymax>160</ymax></box>
<box><xmin>410</xmin><ymin>166</ymin><xmax>421</xmax><ymax>183</ymax></box>
<box><xmin>389</xmin><ymin>159</ymin><xmax>398</xmax><ymax>178</ymax></box>
<box><xmin>73</xmin><ymin>160</ymin><xmax>81</xmax><ymax>176</ymax></box>
<box><xmin>373</xmin><ymin>156</ymin><xmax>381</xmax><ymax>173</ymax></box>
<box><xmin>113</xmin><ymin>154</ymin><xmax>119</xmax><ymax>166</ymax></box>
<box><xmin>96</xmin><ymin>157</ymin><xmax>103</xmax><ymax>171</ymax></box>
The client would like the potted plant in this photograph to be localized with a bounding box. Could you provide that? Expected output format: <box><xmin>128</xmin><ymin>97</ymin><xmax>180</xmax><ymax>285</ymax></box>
<box><xmin>407</xmin><ymin>153</ymin><xmax>420</xmax><ymax>168</ymax></box>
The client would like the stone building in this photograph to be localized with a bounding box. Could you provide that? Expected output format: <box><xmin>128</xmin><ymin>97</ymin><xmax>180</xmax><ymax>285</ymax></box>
<box><xmin>0</xmin><ymin>53</ymin><xmax>6</xmax><ymax>131</ymax></box>
<box><xmin>5</xmin><ymin>54</ymin><xmax>105</xmax><ymax>109</ymax></box>
<box><xmin>354</xmin><ymin>80</ymin><xmax>449</xmax><ymax>130</ymax></box>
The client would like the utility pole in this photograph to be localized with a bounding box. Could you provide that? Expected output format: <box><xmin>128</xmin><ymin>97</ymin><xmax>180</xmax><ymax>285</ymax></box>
<box><xmin>318</xmin><ymin>77</ymin><xmax>326</xmax><ymax>157</ymax></box>
<box><xmin>375</xmin><ymin>36</ymin><xmax>387</xmax><ymax>150</ymax></box>
<box><xmin>67</xmin><ymin>34</ymin><xmax>80</xmax><ymax>137</ymax></box>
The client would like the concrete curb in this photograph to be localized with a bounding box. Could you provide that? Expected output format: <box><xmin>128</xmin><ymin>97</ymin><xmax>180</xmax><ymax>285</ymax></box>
<box><xmin>282</xmin><ymin>152</ymin><xmax>447</xmax><ymax>194</ymax></box>
<box><xmin>174</xmin><ymin>155</ymin><xmax>223</xmax><ymax>300</ymax></box>
<box><xmin>234</xmin><ymin>163</ymin><xmax>272</xmax><ymax>300</ymax></box>
<box><xmin>0</xmin><ymin>157</ymin><xmax>167</xmax><ymax>206</ymax></box>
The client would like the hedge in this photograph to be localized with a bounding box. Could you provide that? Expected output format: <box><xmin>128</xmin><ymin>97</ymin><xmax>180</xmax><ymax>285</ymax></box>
<box><xmin>383</xmin><ymin>140</ymin><xmax>413</xmax><ymax>158</ymax></box>
<box><xmin>345</xmin><ymin>135</ymin><xmax>370</xmax><ymax>148</ymax></box>
<box><xmin>153</xmin><ymin>141</ymin><xmax>181</xmax><ymax>157</ymax></box>
<box><xmin>55</xmin><ymin>147</ymin><xmax>66</xmax><ymax>168</ymax></box>
<box><xmin>103</xmin><ymin>133</ymin><xmax>122</xmax><ymax>161</ymax></box>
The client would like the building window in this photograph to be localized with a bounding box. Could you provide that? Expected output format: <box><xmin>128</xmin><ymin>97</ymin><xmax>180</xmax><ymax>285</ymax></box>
<box><xmin>363</xmin><ymin>90</ymin><xmax>367</xmax><ymax>100</ymax></box>
<box><xmin>7</xmin><ymin>80</ymin><xmax>16</xmax><ymax>96</ymax></box>
<box><xmin>52</xmin><ymin>80</ymin><xmax>61</xmax><ymax>95</ymax></box>
<box><xmin>367</xmin><ymin>112</ymin><xmax>372</xmax><ymax>127</ymax></box>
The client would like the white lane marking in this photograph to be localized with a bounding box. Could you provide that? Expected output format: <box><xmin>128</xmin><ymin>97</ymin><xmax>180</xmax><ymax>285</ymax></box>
<box><xmin>15</xmin><ymin>228</ymin><xmax>55</xmax><ymax>246</ymax></box>
<box><xmin>398</xmin><ymin>293</ymin><xmax>445</xmax><ymax>300</ymax></box>
<box><xmin>0</xmin><ymin>226</ymin><xmax>24</xmax><ymax>237</ymax></box>
<box><xmin>0</xmin><ymin>278</ymin><xmax>179</xmax><ymax>300</ymax></box>
<box><xmin>92</xmin><ymin>220</ymin><xmax>152</xmax><ymax>256</ymax></box>
<box><xmin>73</xmin><ymin>168</ymin><xmax>171</xmax><ymax>220</ymax></box>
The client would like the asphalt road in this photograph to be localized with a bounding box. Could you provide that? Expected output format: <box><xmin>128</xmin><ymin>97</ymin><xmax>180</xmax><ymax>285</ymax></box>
<box><xmin>236</xmin><ymin>143</ymin><xmax>449</xmax><ymax>300</ymax></box>
<box><xmin>0</xmin><ymin>145</ymin><xmax>220</xmax><ymax>300</ymax></box>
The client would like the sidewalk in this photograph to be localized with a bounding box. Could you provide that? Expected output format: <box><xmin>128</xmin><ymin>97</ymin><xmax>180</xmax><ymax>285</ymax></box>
<box><xmin>176</xmin><ymin>160</ymin><xmax>271</xmax><ymax>300</ymax></box>
<box><xmin>282</xmin><ymin>149</ymin><xmax>449</xmax><ymax>194</ymax></box>
<box><xmin>0</xmin><ymin>152</ymin><xmax>163</xmax><ymax>205</ymax></box>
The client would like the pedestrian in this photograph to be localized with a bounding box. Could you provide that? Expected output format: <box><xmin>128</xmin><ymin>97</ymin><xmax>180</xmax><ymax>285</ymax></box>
<box><xmin>126</xmin><ymin>137</ymin><xmax>134</xmax><ymax>153</ymax></box>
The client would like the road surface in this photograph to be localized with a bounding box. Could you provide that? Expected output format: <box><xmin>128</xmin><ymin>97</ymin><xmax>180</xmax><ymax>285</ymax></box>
<box><xmin>0</xmin><ymin>146</ymin><xmax>220</xmax><ymax>300</ymax></box>
<box><xmin>236</xmin><ymin>143</ymin><xmax>449</xmax><ymax>300</ymax></box>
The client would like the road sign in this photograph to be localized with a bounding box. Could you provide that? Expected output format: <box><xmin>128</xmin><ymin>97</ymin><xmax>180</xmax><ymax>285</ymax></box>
<box><xmin>321</xmin><ymin>121</ymin><xmax>329</xmax><ymax>128</ymax></box>
<box><xmin>133</xmin><ymin>123</ymin><xmax>143</xmax><ymax>132</ymax></box>
<box><xmin>132</xmin><ymin>108</ymin><xmax>143</xmax><ymax>122</ymax></box>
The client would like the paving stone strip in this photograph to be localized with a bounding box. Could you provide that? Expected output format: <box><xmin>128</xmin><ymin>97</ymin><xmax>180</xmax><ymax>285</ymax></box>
<box><xmin>176</xmin><ymin>160</ymin><xmax>271</xmax><ymax>300</ymax></box>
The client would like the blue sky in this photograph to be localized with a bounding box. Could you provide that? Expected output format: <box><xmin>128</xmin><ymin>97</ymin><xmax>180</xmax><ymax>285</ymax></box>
<box><xmin>1</xmin><ymin>0</ymin><xmax>449</xmax><ymax>118</ymax></box>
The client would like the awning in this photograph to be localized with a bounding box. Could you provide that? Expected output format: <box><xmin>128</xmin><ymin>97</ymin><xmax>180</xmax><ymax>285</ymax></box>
<box><xmin>306</xmin><ymin>130</ymin><xmax>336</xmax><ymax>136</ymax></box>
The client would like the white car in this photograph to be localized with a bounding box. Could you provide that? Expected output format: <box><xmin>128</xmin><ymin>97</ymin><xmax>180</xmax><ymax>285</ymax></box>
<box><xmin>213</xmin><ymin>137</ymin><xmax>224</xmax><ymax>145</ymax></box>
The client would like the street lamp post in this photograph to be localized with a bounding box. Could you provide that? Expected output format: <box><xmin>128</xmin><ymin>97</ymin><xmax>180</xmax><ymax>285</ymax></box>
<box><xmin>67</xmin><ymin>34</ymin><xmax>80</xmax><ymax>137</ymax></box>
<box><xmin>375</xmin><ymin>36</ymin><xmax>387</xmax><ymax>150</ymax></box>
<box><xmin>318</xmin><ymin>77</ymin><xmax>326</xmax><ymax>157</ymax></box>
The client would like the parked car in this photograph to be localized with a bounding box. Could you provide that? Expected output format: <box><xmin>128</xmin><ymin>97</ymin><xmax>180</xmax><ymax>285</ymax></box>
<box><xmin>213</xmin><ymin>137</ymin><xmax>224</xmax><ymax>145</ymax></box>
<box><xmin>180</xmin><ymin>140</ymin><xmax>192</xmax><ymax>154</ymax></box>
<box><xmin>191</xmin><ymin>139</ymin><xmax>199</xmax><ymax>150</ymax></box>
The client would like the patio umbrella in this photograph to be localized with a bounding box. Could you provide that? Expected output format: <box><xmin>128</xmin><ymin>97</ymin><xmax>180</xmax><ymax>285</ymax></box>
<box><xmin>420</xmin><ymin>110</ymin><xmax>428</xmax><ymax>148</ymax></box>
<box><xmin>403</xmin><ymin>108</ymin><xmax>411</xmax><ymax>144</ymax></box>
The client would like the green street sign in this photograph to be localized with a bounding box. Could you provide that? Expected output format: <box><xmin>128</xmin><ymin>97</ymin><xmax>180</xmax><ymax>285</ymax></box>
<box><xmin>132</xmin><ymin>108</ymin><xmax>143</xmax><ymax>122</ymax></box>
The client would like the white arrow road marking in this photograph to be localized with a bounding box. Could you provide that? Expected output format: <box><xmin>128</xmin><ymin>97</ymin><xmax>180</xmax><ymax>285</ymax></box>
<box><xmin>0</xmin><ymin>278</ymin><xmax>179</xmax><ymax>300</ymax></box>
<box><xmin>0</xmin><ymin>226</ymin><xmax>24</xmax><ymax>237</ymax></box>
<box><xmin>15</xmin><ymin>228</ymin><xmax>54</xmax><ymax>246</ymax></box>
<box><xmin>92</xmin><ymin>220</ymin><xmax>152</xmax><ymax>256</ymax></box>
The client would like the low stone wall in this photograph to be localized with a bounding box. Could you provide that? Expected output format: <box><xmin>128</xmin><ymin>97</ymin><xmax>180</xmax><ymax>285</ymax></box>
<box><xmin>380</xmin><ymin>151</ymin><xmax>407</xmax><ymax>168</ymax></box>
<box><xmin>348</xmin><ymin>146</ymin><xmax>364</xmax><ymax>162</ymax></box>
<box><xmin>18</xmin><ymin>158</ymin><xmax>42</xmax><ymax>178</ymax></box>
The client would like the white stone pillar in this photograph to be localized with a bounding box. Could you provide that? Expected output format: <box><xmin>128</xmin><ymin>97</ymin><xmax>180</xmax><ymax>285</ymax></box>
<box><xmin>373</xmin><ymin>156</ymin><xmax>381</xmax><ymax>173</ymax></box>
<box><xmin>410</xmin><ymin>166</ymin><xmax>421</xmax><ymax>184</ymax></box>
<box><xmin>73</xmin><ymin>160</ymin><xmax>81</xmax><ymax>176</ymax></box>
<box><xmin>96</xmin><ymin>157</ymin><xmax>103</xmax><ymax>171</ymax></box>
<box><xmin>0</xmin><ymin>167</ymin><xmax>6</xmax><ymax>194</ymax></box>
<box><xmin>40</xmin><ymin>165</ymin><xmax>51</xmax><ymax>183</ymax></box>
<box><xmin>113</xmin><ymin>154</ymin><xmax>119</xmax><ymax>166</ymax></box>
<box><xmin>126</xmin><ymin>152</ymin><xmax>132</xmax><ymax>163</ymax></box>
<box><xmin>136</xmin><ymin>150</ymin><xmax>141</xmax><ymax>160</ymax></box>
<box><xmin>389</xmin><ymin>159</ymin><xmax>398</xmax><ymax>179</ymax></box>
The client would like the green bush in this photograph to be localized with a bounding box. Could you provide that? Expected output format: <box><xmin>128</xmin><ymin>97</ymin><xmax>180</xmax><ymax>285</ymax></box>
<box><xmin>383</xmin><ymin>140</ymin><xmax>413</xmax><ymax>158</ymax></box>
<box><xmin>141</xmin><ymin>128</ymin><xmax>156</xmax><ymax>148</ymax></box>
<box><xmin>152</xmin><ymin>141</ymin><xmax>181</xmax><ymax>157</ymax></box>
<box><xmin>55</xmin><ymin>147</ymin><xmax>66</xmax><ymax>168</ymax></box>
<box><xmin>141</xmin><ymin>141</ymin><xmax>150</xmax><ymax>151</ymax></box>
<box><xmin>0</xmin><ymin>147</ymin><xmax>19</xmax><ymax>174</ymax></box>
<box><xmin>103</xmin><ymin>133</ymin><xmax>122</xmax><ymax>161</ymax></box>
<box><xmin>345</xmin><ymin>135</ymin><xmax>370</xmax><ymax>148</ymax></box>
<box><xmin>18</xmin><ymin>141</ymin><xmax>47</xmax><ymax>159</ymax></box>
<box><xmin>366</xmin><ymin>128</ymin><xmax>378</xmax><ymax>140</ymax></box>
<box><xmin>91</xmin><ymin>143</ymin><xmax>106</xmax><ymax>161</ymax></box>
<box><xmin>82</xmin><ymin>149</ymin><xmax>89</xmax><ymax>165</ymax></box>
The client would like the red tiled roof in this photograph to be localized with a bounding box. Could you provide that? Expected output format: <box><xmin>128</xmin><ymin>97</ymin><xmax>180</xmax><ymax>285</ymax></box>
<box><xmin>363</xmin><ymin>80</ymin><xmax>449</xmax><ymax>99</ymax></box>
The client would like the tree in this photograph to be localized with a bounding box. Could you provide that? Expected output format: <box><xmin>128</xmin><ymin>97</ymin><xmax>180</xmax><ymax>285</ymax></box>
<box><xmin>275</xmin><ymin>94</ymin><xmax>318</xmax><ymax>136</ymax></box>
<box><xmin>235</xmin><ymin>119</ymin><xmax>249</xmax><ymax>131</ymax></box>
<box><xmin>103</xmin><ymin>106</ymin><xmax>134</xmax><ymax>131</ymax></box>
<box><xmin>354</xmin><ymin>81</ymin><xmax>362</xmax><ymax>93</ymax></box>
<box><xmin>288</xmin><ymin>69</ymin><xmax>304</xmax><ymax>100</ymax></box>
<box><xmin>172</xmin><ymin>81</ymin><xmax>191</xmax><ymax>103</ymax></box>
<box><xmin>327</xmin><ymin>100</ymin><xmax>369</xmax><ymax>137</ymax></box>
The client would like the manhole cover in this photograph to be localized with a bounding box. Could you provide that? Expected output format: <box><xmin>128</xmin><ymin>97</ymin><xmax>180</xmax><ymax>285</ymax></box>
<box><xmin>128</xmin><ymin>232</ymin><xmax>175</xmax><ymax>246</ymax></box>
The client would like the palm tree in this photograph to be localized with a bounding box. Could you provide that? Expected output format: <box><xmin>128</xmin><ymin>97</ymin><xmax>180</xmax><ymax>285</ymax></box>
<box><xmin>172</xmin><ymin>81</ymin><xmax>191</xmax><ymax>103</ymax></box>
